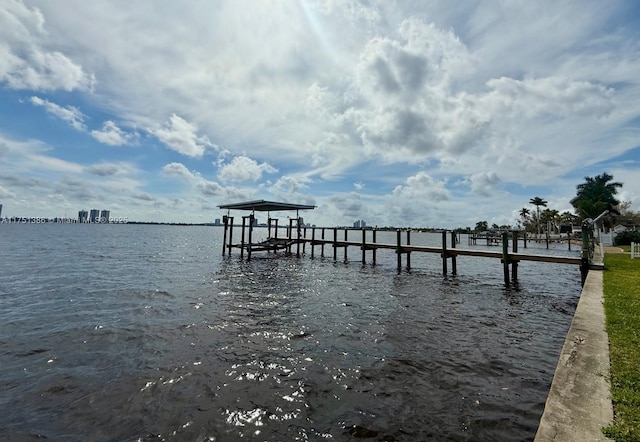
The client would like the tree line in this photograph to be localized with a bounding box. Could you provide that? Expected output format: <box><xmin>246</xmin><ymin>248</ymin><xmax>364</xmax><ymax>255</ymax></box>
<box><xmin>475</xmin><ymin>173</ymin><xmax>640</xmax><ymax>239</ymax></box>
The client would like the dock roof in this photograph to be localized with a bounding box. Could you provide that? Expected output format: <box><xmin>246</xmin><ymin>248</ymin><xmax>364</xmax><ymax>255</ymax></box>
<box><xmin>218</xmin><ymin>199</ymin><xmax>316</xmax><ymax>212</ymax></box>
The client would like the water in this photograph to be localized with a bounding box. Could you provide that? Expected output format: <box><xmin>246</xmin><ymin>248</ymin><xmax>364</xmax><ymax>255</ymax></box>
<box><xmin>0</xmin><ymin>224</ymin><xmax>582</xmax><ymax>441</ymax></box>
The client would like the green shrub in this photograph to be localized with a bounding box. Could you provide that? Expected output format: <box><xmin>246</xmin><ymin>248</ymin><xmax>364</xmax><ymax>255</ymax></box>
<box><xmin>613</xmin><ymin>230</ymin><xmax>640</xmax><ymax>246</ymax></box>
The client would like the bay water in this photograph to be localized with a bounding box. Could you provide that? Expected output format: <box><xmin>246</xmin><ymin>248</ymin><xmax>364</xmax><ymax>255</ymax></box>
<box><xmin>0</xmin><ymin>224</ymin><xmax>582</xmax><ymax>441</ymax></box>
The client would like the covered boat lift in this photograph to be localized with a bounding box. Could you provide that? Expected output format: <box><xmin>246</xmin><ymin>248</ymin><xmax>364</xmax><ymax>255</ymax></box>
<box><xmin>218</xmin><ymin>200</ymin><xmax>316</xmax><ymax>259</ymax></box>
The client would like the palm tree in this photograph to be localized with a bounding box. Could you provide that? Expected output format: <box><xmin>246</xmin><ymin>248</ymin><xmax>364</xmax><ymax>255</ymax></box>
<box><xmin>570</xmin><ymin>173</ymin><xmax>623</xmax><ymax>222</ymax></box>
<box><xmin>519</xmin><ymin>207</ymin><xmax>530</xmax><ymax>231</ymax></box>
<box><xmin>529</xmin><ymin>196</ymin><xmax>548</xmax><ymax>238</ymax></box>
<box><xmin>540</xmin><ymin>208</ymin><xmax>560</xmax><ymax>234</ymax></box>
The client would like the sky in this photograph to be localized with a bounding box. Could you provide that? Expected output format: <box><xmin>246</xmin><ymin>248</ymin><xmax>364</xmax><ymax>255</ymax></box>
<box><xmin>1</xmin><ymin>0</ymin><xmax>639</xmax><ymax>228</ymax></box>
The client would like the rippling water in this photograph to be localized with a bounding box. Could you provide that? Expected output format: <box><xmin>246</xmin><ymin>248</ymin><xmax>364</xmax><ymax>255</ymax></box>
<box><xmin>0</xmin><ymin>224</ymin><xmax>581</xmax><ymax>441</ymax></box>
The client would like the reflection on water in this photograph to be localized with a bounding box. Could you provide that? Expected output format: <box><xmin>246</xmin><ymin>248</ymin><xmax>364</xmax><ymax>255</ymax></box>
<box><xmin>0</xmin><ymin>225</ymin><xmax>581</xmax><ymax>441</ymax></box>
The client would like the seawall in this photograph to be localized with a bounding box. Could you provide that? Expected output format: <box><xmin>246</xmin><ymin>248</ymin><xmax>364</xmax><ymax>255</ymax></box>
<box><xmin>534</xmin><ymin>260</ymin><xmax>613</xmax><ymax>441</ymax></box>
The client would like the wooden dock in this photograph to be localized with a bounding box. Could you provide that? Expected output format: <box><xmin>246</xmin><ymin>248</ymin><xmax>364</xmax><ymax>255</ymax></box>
<box><xmin>222</xmin><ymin>224</ymin><xmax>591</xmax><ymax>286</ymax></box>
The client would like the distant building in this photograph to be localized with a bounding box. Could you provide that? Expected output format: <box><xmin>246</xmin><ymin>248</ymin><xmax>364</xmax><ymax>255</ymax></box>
<box><xmin>78</xmin><ymin>210</ymin><xmax>88</xmax><ymax>223</ymax></box>
<box><xmin>0</xmin><ymin>204</ymin><xmax>2</xmax><ymax>218</ymax></box>
<box><xmin>89</xmin><ymin>209</ymin><xmax>100</xmax><ymax>223</ymax></box>
<box><xmin>353</xmin><ymin>219</ymin><xmax>366</xmax><ymax>228</ymax></box>
<box><xmin>214</xmin><ymin>218</ymin><xmax>221</xmax><ymax>226</ymax></box>
<box><xmin>100</xmin><ymin>210</ymin><xmax>110</xmax><ymax>223</ymax></box>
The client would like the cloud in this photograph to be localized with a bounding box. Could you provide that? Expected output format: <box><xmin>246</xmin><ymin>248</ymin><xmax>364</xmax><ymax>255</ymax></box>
<box><xmin>270</xmin><ymin>175</ymin><xmax>310</xmax><ymax>195</ymax></box>
<box><xmin>217</xmin><ymin>155</ymin><xmax>277</xmax><ymax>182</ymax></box>
<box><xmin>0</xmin><ymin>0</ymin><xmax>94</xmax><ymax>91</ymax></box>
<box><xmin>90</xmin><ymin>120</ymin><xmax>133</xmax><ymax>146</ymax></box>
<box><xmin>85</xmin><ymin>162</ymin><xmax>136</xmax><ymax>177</ymax></box>
<box><xmin>132</xmin><ymin>192</ymin><xmax>154</xmax><ymax>201</ymax></box>
<box><xmin>162</xmin><ymin>162</ymin><xmax>195</xmax><ymax>180</ymax></box>
<box><xmin>392</xmin><ymin>172</ymin><xmax>450</xmax><ymax>202</ymax></box>
<box><xmin>30</xmin><ymin>96</ymin><xmax>86</xmax><ymax>131</ymax></box>
<box><xmin>330</xmin><ymin>192</ymin><xmax>364</xmax><ymax>218</ymax></box>
<box><xmin>198</xmin><ymin>181</ymin><xmax>224</xmax><ymax>196</ymax></box>
<box><xmin>162</xmin><ymin>161</ymin><xmax>225</xmax><ymax>197</ymax></box>
<box><xmin>468</xmin><ymin>172</ymin><xmax>502</xmax><ymax>196</ymax></box>
<box><xmin>151</xmin><ymin>114</ymin><xmax>212</xmax><ymax>157</ymax></box>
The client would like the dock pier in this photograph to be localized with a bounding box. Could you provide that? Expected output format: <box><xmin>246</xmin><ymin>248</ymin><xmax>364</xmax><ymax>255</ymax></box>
<box><xmin>218</xmin><ymin>200</ymin><xmax>596</xmax><ymax>286</ymax></box>
<box><xmin>223</xmin><ymin>225</ymin><xmax>591</xmax><ymax>286</ymax></box>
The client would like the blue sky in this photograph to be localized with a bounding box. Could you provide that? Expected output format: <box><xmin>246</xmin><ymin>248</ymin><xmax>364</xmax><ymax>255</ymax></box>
<box><xmin>1</xmin><ymin>0</ymin><xmax>639</xmax><ymax>227</ymax></box>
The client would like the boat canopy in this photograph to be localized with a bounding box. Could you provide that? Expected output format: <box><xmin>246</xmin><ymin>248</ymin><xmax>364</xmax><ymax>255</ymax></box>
<box><xmin>218</xmin><ymin>199</ymin><xmax>316</xmax><ymax>212</ymax></box>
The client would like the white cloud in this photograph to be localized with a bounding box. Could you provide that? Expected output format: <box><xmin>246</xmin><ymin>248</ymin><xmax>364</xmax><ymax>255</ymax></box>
<box><xmin>90</xmin><ymin>121</ymin><xmax>133</xmax><ymax>146</ymax></box>
<box><xmin>270</xmin><ymin>175</ymin><xmax>310</xmax><ymax>195</ymax></box>
<box><xmin>162</xmin><ymin>162</ymin><xmax>195</xmax><ymax>180</ymax></box>
<box><xmin>30</xmin><ymin>96</ymin><xmax>86</xmax><ymax>131</ymax></box>
<box><xmin>151</xmin><ymin>114</ymin><xmax>212</xmax><ymax>157</ymax></box>
<box><xmin>468</xmin><ymin>172</ymin><xmax>502</xmax><ymax>197</ymax></box>
<box><xmin>392</xmin><ymin>172</ymin><xmax>450</xmax><ymax>202</ymax></box>
<box><xmin>218</xmin><ymin>155</ymin><xmax>277</xmax><ymax>183</ymax></box>
<box><xmin>0</xmin><ymin>0</ymin><xmax>94</xmax><ymax>91</ymax></box>
<box><xmin>162</xmin><ymin>161</ymin><xmax>226</xmax><ymax>197</ymax></box>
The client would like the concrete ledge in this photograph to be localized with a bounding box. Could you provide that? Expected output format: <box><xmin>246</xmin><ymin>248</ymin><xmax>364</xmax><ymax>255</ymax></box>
<box><xmin>535</xmin><ymin>269</ymin><xmax>613</xmax><ymax>441</ymax></box>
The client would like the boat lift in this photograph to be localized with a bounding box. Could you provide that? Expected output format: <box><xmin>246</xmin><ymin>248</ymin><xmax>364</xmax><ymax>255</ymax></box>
<box><xmin>218</xmin><ymin>200</ymin><xmax>316</xmax><ymax>259</ymax></box>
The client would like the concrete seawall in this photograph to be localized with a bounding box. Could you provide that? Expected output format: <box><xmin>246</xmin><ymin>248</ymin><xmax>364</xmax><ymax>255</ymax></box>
<box><xmin>534</xmin><ymin>265</ymin><xmax>613</xmax><ymax>441</ymax></box>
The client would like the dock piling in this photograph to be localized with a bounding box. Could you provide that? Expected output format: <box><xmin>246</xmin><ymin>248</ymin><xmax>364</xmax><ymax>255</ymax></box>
<box><xmin>222</xmin><ymin>215</ymin><xmax>228</xmax><ymax>256</ymax></box>
<box><xmin>227</xmin><ymin>217</ymin><xmax>234</xmax><ymax>256</ymax></box>
<box><xmin>397</xmin><ymin>230</ymin><xmax>402</xmax><ymax>272</ymax></box>
<box><xmin>442</xmin><ymin>230</ymin><xmax>448</xmax><ymax>275</ymax></box>
<box><xmin>361</xmin><ymin>228</ymin><xmax>366</xmax><ymax>265</ymax></box>
<box><xmin>344</xmin><ymin>229</ymin><xmax>348</xmax><ymax>262</ymax></box>
<box><xmin>451</xmin><ymin>231</ymin><xmax>457</xmax><ymax>275</ymax></box>
<box><xmin>502</xmin><ymin>232</ymin><xmax>510</xmax><ymax>285</ymax></box>
<box><xmin>511</xmin><ymin>231</ymin><xmax>518</xmax><ymax>282</ymax></box>
<box><xmin>372</xmin><ymin>229</ymin><xmax>377</xmax><ymax>265</ymax></box>
<box><xmin>406</xmin><ymin>230</ymin><xmax>411</xmax><ymax>270</ymax></box>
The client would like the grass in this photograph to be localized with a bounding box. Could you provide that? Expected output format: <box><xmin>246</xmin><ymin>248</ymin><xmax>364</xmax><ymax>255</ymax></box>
<box><xmin>602</xmin><ymin>252</ymin><xmax>640</xmax><ymax>441</ymax></box>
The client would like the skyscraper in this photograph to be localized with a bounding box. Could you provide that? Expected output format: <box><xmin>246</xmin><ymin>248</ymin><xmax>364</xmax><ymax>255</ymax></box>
<box><xmin>0</xmin><ymin>204</ymin><xmax>3</xmax><ymax>218</ymax></box>
<box><xmin>90</xmin><ymin>209</ymin><xmax>100</xmax><ymax>223</ymax></box>
<box><xmin>100</xmin><ymin>210</ymin><xmax>110</xmax><ymax>223</ymax></box>
<box><xmin>78</xmin><ymin>210</ymin><xmax>88</xmax><ymax>223</ymax></box>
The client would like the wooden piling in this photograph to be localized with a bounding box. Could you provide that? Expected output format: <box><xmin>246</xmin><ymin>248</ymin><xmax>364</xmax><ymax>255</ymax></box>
<box><xmin>511</xmin><ymin>231</ymin><xmax>518</xmax><ymax>282</ymax></box>
<box><xmin>303</xmin><ymin>226</ymin><xmax>307</xmax><ymax>254</ymax></box>
<box><xmin>333</xmin><ymin>228</ymin><xmax>338</xmax><ymax>261</ymax></box>
<box><xmin>406</xmin><ymin>230</ymin><xmax>411</xmax><ymax>270</ymax></box>
<box><xmin>296</xmin><ymin>218</ymin><xmax>301</xmax><ymax>258</ymax></box>
<box><xmin>344</xmin><ymin>229</ymin><xmax>348</xmax><ymax>262</ymax></box>
<box><xmin>361</xmin><ymin>228</ymin><xmax>366</xmax><ymax>265</ymax></box>
<box><xmin>222</xmin><ymin>215</ymin><xmax>228</xmax><ymax>256</ymax></box>
<box><xmin>502</xmin><ymin>232</ymin><xmax>510</xmax><ymax>285</ymax></box>
<box><xmin>396</xmin><ymin>230</ymin><xmax>402</xmax><ymax>272</ymax></box>
<box><xmin>288</xmin><ymin>218</ymin><xmax>295</xmax><ymax>255</ymax></box>
<box><xmin>442</xmin><ymin>230</ymin><xmax>448</xmax><ymax>275</ymax></box>
<box><xmin>372</xmin><ymin>229</ymin><xmax>377</xmax><ymax>265</ymax></box>
<box><xmin>247</xmin><ymin>214</ymin><xmax>254</xmax><ymax>260</ymax></box>
<box><xmin>240</xmin><ymin>216</ymin><xmax>247</xmax><ymax>258</ymax></box>
<box><xmin>321</xmin><ymin>227</ymin><xmax>325</xmax><ymax>257</ymax></box>
<box><xmin>451</xmin><ymin>231</ymin><xmax>457</xmax><ymax>275</ymax></box>
<box><xmin>227</xmin><ymin>217</ymin><xmax>234</xmax><ymax>255</ymax></box>
<box><xmin>311</xmin><ymin>227</ymin><xmax>316</xmax><ymax>259</ymax></box>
